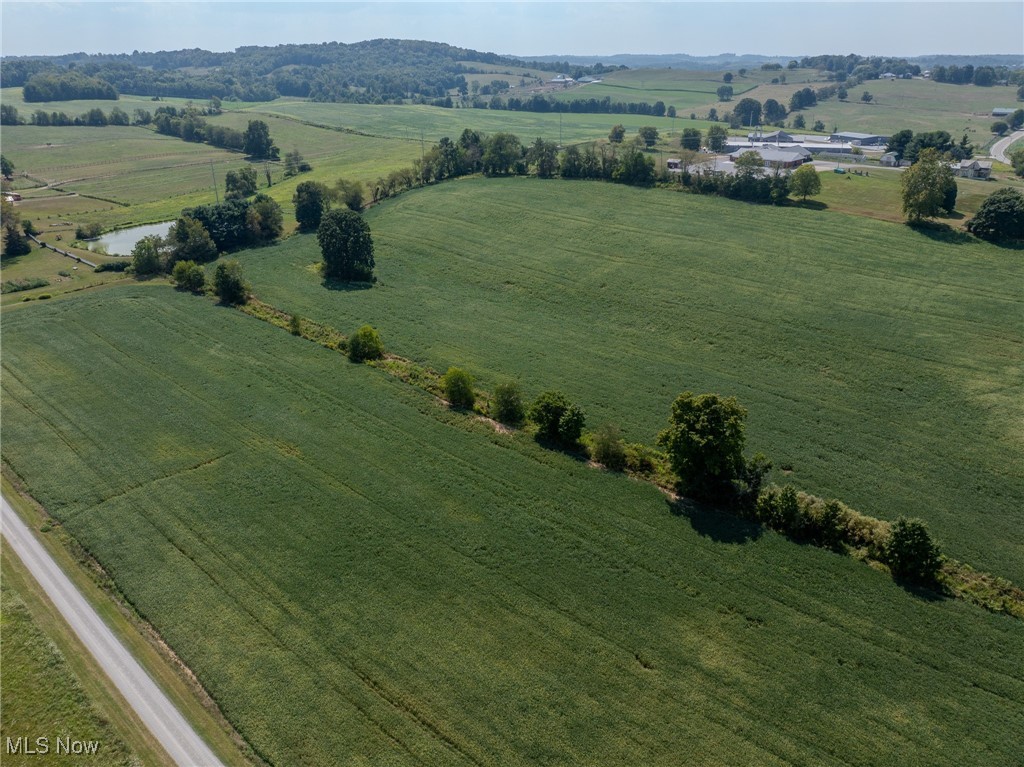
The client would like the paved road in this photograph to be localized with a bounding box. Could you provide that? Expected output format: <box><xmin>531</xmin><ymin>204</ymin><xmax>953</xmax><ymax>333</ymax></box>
<box><xmin>1</xmin><ymin>495</ymin><xmax>225</xmax><ymax>767</ymax></box>
<box><xmin>989</xmin><ymin>129</ymin><xmax>1024</xmax><ymax>164</ymax></box>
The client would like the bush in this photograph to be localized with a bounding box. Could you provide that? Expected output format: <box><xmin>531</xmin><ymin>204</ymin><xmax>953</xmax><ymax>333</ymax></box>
<box><xmin>94</xmin><ymin>260</ymin><xmax>129</xmax><ymax>272</ymax></box>
<box><xmin>171</xmin><ymin>260</ymin><xmax>206</xmax><ymax>292</ymax></box>
<box><xmin>528</xmin><ymin>390</ymin><xmax>585</xmax><ymax>445</ymax></box>
<box><xmin>212</xmin><ymin>259</ymin><xmax>248</xmax><ymax>305</ymax></box>
<box><xmin>1</xmin><ymin>277</ymin><xmax>49</xmax><ymax>294</ymax></box>
<box><xmin>590</xmin><ymin>423</ymin><xmax>627</xmax><ymax>471</ymax></box>
<box><xmin>289</xmin><ymin>313</ymin><xmax>303</xmax><ymax>336</ymax></box>
<box><xmin>966</xmin><ymin>187</ymin><xmax>1024</xmax><ymax>242</ymax></box>
<box><xmin>885</xmin><ymin>517</ymin><xmax>941</xmax><ymax>583</ymax></box>
<box><xmin>441</xmin><ymin>367</ymin><xmax>475</xmax><ymax>409</ymax></box>
<box><xmin>348</xmin><ymin>324</ymin><xmax>384</xmax><ymax>362</ymax></box>
<box><xmin>492</xmin><ymin>381</ymin><xmax>525</xmax><ymax>425</ymax></box>
<box><xmin>74</xmin><ymin>222</ymin><xmax>103</xmax><ymax>240</ymax></box>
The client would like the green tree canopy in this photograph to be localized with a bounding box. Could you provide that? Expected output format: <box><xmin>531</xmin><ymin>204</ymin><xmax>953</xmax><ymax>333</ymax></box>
<box><xmin>482</xmin><ymin>132</ymin><xmax>524</xmax><ymax>176</ymax></box>
<box><xmin>716</xmin><ymin>85</ymin><xmax>733</xmax><ymax>101</ymax></box>
<box><xmin>348</xmin><ymin>325</ymin><xmax>384</xmax><ymax>362</ymax></box>
<box><xmin>318</xmin><ymin>209</ymin><xmax>374</xmax><ymax>282</ymax></box>
<box><xmin>608</xmin><ymin>124</ymin><xmax>625</xmax><ymax>143</ymax></box>
<box><xmin>441</xmin><ymin>367</ymin><xmax>476</xmax><ymax>409</ymax></box>
<box><xmin>1</xmin><ymin>154</ymin><xmax>14</xmax><ymax>178</ymax></box>
<box><xmin>681</xmin><ymin>128</ymin><xmax>701</xmax><ymax>151</ymax></box>
<box><xmin>657</xmin><ymin>391</ymin><xmax>748</xmax><ymax>500</ymax></box>
<box><xmin>705</xmin><ymin>125</ymin><xmax>729</xmax><ymax>152</ymax></box>
<box><xmin>900</xmin><ymin>148</ymin><xmax>957</xmax><ymax>221</ymax></box>
<box><xmin>733</xmin><ymin>98</ymin><xmax>762</xmax><ymax>127</ymax></box>
<box><xmin>242</xmin><ymin>119</ymin><xmax>279</xmax><ymax>159</ymax></box>
<box><xmin>293</xmin><ymin>181</ymin><xmax>331</xmax><ymax>231</ymax></box>
<box><xmin>637</xmin><ymin>126</ymin><xmax>659</xmax><ymax>148</ymax></box>
<box><xmin>966</xmin><ymin>187</ymin><xmax>1024</xmax><ymax>242</ymax></box>
<box><xmin>225</xmin><ymin>166</ymin><xmax>258</xmax><ymax>199</ymax></box>
<box><xmin>885</xmin><ymin>517</ymin><xmax>941</xmax><ymax>583</ymax></box>
<box><xmin>167</xmin><ymin>215</ymin><xmax>217</xmax><ymax>266</ymax></box>
<box><xmin>213</xmin><ymin>259</ymin><xmax>248</xmax><ymax>304</ymax></box>
<box><xmin>790</xmin><ymin>164</ymin><xmax>822</xmax><ymax>201</ymax></box>
<box><xmin>130</xmin><ymin>235</ymin><xmax>165</xmax><ymax>275</ymax></box>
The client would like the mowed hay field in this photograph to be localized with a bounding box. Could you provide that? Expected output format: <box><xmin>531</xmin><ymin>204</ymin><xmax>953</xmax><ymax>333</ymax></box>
<box><xmin>2</xmin><ymin>287</ymin><xmax>1022</xmax><ymax>766</ymax></box>
<box><xmin>233</xmin><ymin>178</ymin><xmax>1024</xmax><ymax>584</ymax></box>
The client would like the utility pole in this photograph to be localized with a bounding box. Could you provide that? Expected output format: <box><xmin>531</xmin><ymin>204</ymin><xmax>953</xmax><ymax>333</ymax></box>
<box><xmin>210</xmin><ymin>161</ymin><xmax>219</xmax><ymax>203</ymax></box>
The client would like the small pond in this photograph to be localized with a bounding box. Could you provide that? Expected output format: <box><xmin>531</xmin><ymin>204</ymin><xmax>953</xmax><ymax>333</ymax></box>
<box><xmin>89</xmin><ymin>221</ymin><xmax>173</xmax><ymax>256</ymax></box>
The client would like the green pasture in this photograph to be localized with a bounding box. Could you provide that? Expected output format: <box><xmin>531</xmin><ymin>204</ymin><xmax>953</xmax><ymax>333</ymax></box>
<box><xmin>0</xmin><ymin>87</ymin><xmax>204</xmax><ymax>117</ymax></box>
<box><xmin>547</xmin><ymin>68</ymin><xmax>822</xmax><ymax>110</ymax></box>
<box><xmin>232</xmin><ymin>178</ymin><xmax>1023</xmax><ymax>584</ymax></box>
<box><xmin>237</xmin><ymin>99</ymin><xmax>712</xmax><ymax>146</ymax></box>
<box><xmin>459</xmin><ymin>60</ymin><xmax>557</xmax><ymax>82</ymax></box>
<box><xmin>0</xmin><ymin>245</ymin><xmax>125</xmax><ymax>305</ymax></box>
<box><xmin>743</xmin><ymin>78</ymin><xmax>1020</xmax><ymax>140</ymax></box>
<box><xmin>0</xmin><ymin>576</ymin><xmax>137</xmax><ymax>766</ymax></box>
<box><xmin>814</xmin><ymin>167</ymin><xmax>1024</xmax><ymax>223</ymax></box>
<box><xmin>2</xmin><ymin>286</ymin><xmax>1022</xmax><ymax>766</ymax></box>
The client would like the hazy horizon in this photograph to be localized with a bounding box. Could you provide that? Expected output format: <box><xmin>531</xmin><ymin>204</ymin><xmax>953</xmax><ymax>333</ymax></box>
<box><xmin>2</xmin><ymin>2</ymin><xmax>1022</xmax><ymax>60</ymax></box>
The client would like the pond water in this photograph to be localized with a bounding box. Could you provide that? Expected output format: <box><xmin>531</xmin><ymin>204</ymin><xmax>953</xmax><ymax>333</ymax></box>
<box><xmin>89</xmin><ymin>221</ymin><xmax>173</xmax><ymax>256</ymax></box>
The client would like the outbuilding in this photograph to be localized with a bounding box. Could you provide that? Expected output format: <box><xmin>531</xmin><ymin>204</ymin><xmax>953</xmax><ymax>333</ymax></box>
<box><xmin>829</xmin><ymin>131</ymin><xmax>886</xmax><ymax>146</ymax></box>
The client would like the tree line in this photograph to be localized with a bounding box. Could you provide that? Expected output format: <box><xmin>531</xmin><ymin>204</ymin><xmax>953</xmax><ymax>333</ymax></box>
<box><xmin>1</xmin><ymin>39</ymin><xmax>615</xmax><ymax>104</ymax></box>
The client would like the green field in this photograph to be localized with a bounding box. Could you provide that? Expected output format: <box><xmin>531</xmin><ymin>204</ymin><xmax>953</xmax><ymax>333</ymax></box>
<box><xmin>229</xmin><ymin>178</ymin><xmax>1023</xmax><ymax>585</ymax></box>
<box><xmin>745</xmin><ymin>77</ymin><xmax>1020</xmax><ymax>140</ymax></box>
<box><xmin>2</xmin><ymin>285</ymin><xmax>1022</xmax><ymax>766</ymax></box>
<box><xmin>235</xmin><ymin>99</ymin><xmax>706</xmax><ymax>146</ymax></box>
<box><xmin>547</xmin><ymin>68</ymin><xmax>820</xmax><ymax>111</ymax></box>
<box><xmin>0</xmin><ymin>575</ymin><xmax>137</xmax><ymax>766</ymax></box>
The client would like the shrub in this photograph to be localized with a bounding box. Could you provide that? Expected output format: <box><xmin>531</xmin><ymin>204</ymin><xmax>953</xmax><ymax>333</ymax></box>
<box><xmin>2</xmin><ymin>277</ymin><xmax>49</xmax><ymax>294</ymax></box>
<box><xmin>212</xmin><ymin>259</ymin><xmax>248</xmax><ymax>305</ymax></box>
<box><xmin>492</xmin><ymin>381</ymin><xmax>525</xmax><ymax>425</ymax></box>
<box><xmin>94</xmin><ymin>260</ymin><xmax>129</xmax><ymax>272</ymax></box>
<box><xmin>590</xmin><ymin>423</ymin><xmax>626</xmax><ymax>471</ymax></box>
<box><xmin>289</xmin><ymin>313</ymin><xmax>303</xmax><ymax>336</ymax></box>
<box><xmin>558</xmin><ymin>404</ymin><xmax>586</xmax><ymax>446</ymax></box>
<box><xmin>348</xmin><ymin>325</ymin><xmax>384</xmax><ymax>362</ymax></box>
<box><xmin>885</xmin><ymin>517</ymin><xmax>941</xmax><ymax>583</ymax></box>
<box><xmin>441</xmin><ymin>367</ymin><xmax>475</xmax><ymax>409</ymax></box>
<box><xmin>37</xmin><ymin>293</ymin><xmax>52</xmax><ymax>300</ymax></box>
<box><xmin>528</xmin><ymin>390</ymin><xmax>585</xmax><ymax>445</ymax></box>
<box><xmin>625</xmin><ymin>443</ymin><xmax>659</xmax><ymax>475</ymax></box>
<box><xmin>74</xmin><ymin>221</ymin><xmax>103</xmax><ymax>240</ymax></box>
<box><xmin>171</xmin><ymin>260</ymin><xmax>206</xmax><ymax>292</ymax></box>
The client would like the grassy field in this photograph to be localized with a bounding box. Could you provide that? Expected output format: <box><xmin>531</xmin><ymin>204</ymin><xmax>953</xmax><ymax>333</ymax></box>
<box><xmin>2</xmin><ymin>285</ymin><xmax>1022</xmax><ymax>766</ymax></box>
<box><xmin>229</xmin><ymin>178</ymin><xmax>1023</xmax><ymax>585</ymax></box>
<box><xmin>742</xmin><ymin>77</ymin><xmax>1020</xmax><ymax>141</ymax></box>
<box><xmin>236</xmin><ymin>99</ymin><xmax>711</xmax><ymax>146</ymax></box>
<box><xmin>547</xmin><ymin>68</ymin><xmax>821</xmax><ymax>111</ymax></box>
<box><xmin>813</xmin><ymin>166</ymin><xmax>1024</xmax><ymax>223</ymax></box>
<box><xmin>0</xmin><ymin>572</ymin><xmax>138</xmax><ymax>766</ymax></box>
<box><xmin>1</xmin><ymin>245</ymin><xmax>127</xmax><ymax>305</ymax></box>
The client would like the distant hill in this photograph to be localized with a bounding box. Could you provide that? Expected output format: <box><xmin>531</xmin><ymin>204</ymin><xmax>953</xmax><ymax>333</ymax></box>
<box><xmin>0</xmin><ymin>39</ymin><xmax>617</xmax><ymax>103</ymax></box>
<box><xmin>522</xmin><ymin>52</ymin><xmax>1023</xmax><ymax>70</ymax></box>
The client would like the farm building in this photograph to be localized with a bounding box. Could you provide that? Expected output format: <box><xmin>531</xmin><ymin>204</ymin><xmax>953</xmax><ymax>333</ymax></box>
<box><xmin>955</xmin><ymin>159</ymin><xmax>992</xmax><ymax>179</ymax></box>
<box><xmin>829</xmin><ymin>131</ymin><xmax>886</xmax><ymax>146</ymax></box>
<box><xmin>991</xmin><ymin>108</ymin><xmax>1015</xmax><ymax>117</ymax></box>
<box><xmin>666</xmin><ymin>158</ymin><xmax>683</xmax><ymax>172</ymax></box>
<box><xmin>729</xmin><ymin>146</ymin><xmax>810</xmax><ymax>169</ymax></box>
<box><xmin>747</xmin><ymin>129</ymin><xmax>793</xmax><ymax>143</ymax></box>
<box><xmin>880</xmin><ymin>152</ymin><xmax>899</xmax><ymax>167</ymax></box>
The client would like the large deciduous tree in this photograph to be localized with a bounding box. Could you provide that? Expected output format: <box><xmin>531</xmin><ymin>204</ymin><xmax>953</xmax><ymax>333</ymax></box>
<box><xmin>966</xmin><ymin>187</ymin><xmax>1024</xmax><ymax>242</ymax></box>
<box><xmin>657</xmin><ymin>391</ymin><xmax>748</xmax><ymax>500</ymax></box>
<box><xmin>293</xmin><ymin>181</ymin><xmax>331</xmax><ymax>230</ymax></box>
<box><xmin>789</xmin><ymin>164</ymin><xmax>822</xmax><ymax>201</ymax></box>
<box><xmin>242</xmin><ymin>120</ymin><xmax>279</xmax><ymax>159</ymax></box>
<box><xmin>900</xmin><ymin>148</ymin><xmax>957</xmax><ymax>222</ymax></box>
<box><xmin>166</xmin><ymin>215</ymin><xmax>217</xmax><ymax>267</ymax></box>
<box><xmin>733</xmin><ymin>98</ymin><xmax>762</xmax><ymax>127</ymax></box>
<box><xmin>318</xmin><ymin>209</ymin><xmax>374</xmax><ymax>282</ymax></box>
<box><xmin>225</xmin><ymin>166</ymin><xmax>258</xmax><ymax>199</ymax></box>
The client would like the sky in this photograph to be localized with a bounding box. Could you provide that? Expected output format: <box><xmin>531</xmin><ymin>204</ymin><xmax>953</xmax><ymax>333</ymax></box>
<box><xmin>1</xmin><ymin>1</ymin><xmax>1022</xmax><ymax>59</ymax></box>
